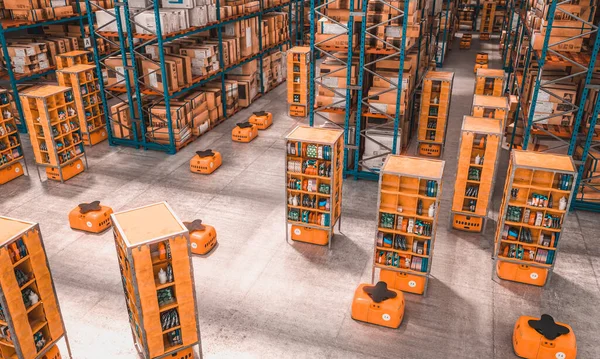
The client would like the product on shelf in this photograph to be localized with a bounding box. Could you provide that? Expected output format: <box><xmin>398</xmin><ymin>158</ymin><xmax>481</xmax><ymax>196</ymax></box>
<box><xmin>183</xmin><ymin>219</ymin><xmax>217</xmax><ymax>255</ymax></box>
<box><xmin>0</xmin><ymin>89</ymin><xmax>25</xmax><ymax>185</ymax></box>
<box><xmin>285</xmin><ymin>126</ymin><xmax>344</xmax><ymax>247</ymax></box>
<box><xmin>374</xmin><ymin>155</ymin><xmax>444</xmax><ymax>295</ymax></box>
<box><xmin>0</xmin><ymin>216</ymin><xmax>70</xmax><ymax>359</ymax></box>
<box><xmin>417</xmin><ymin>71</ymin><xmax>454</xmax><ymax>158</ymax></box>
<box><xmin>21</xmin><ymin>85</ymin><xmax>87</xmax><ymax>182</ymax></box>
<box><xmin>111</xmin><ymin>202</ymin><xmax>200</xmax><ymax>358</ymax></box>
<box><xmin>351</xmin><ymin>281</ymin><xmax>405</xmax><ymax>329</ymax></box>
<box><xmin>451</xmin><ymin>116</ymin><xmax>502</xmax><ymax>232</ymax></box>
<box><xmin>56</xmin><ymin>64</ymin><xmax>107</xmax><ymax>146</ymax></box>
<box><xmin>493</xmin><ymin>151</ymin><xmax>577</xmax><ymax>286</ymax></box>
<box><xmin>190</xmin><ymin>149</ymin><xmax>222</xmax><ymax>175</ymax></box>
<box><xmin>474</xmin><ymin>68</ymin><xmax>506</xmax><ymax>97</ymax></box>
<box><xmin>68</xmin><ymin>200</ymin><xmax>114</xmax><ymax>233</ymax></box>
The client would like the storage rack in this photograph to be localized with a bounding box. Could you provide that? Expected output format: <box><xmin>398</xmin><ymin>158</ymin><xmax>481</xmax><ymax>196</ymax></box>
<box><xmin>417</xmin><ymin>71</ymin><xmax>454</xmax><ymax>158</ymax></box>
<box><xmin>85</xmin><ymin>0</ymin><xmax>299</xmax><ymax>154</ymax></box>
<box><xmin>0</xmin><ymin>89</ymin><xmax>27</xmax><ymax>185</ymax></box>
<box><xmin>0</xmin><ymin>9</ymin><xmax>91</xmax><ymax>133</ymax></box>
<box><xmin>55</xmin><ymin>50</ymin><xmax>94</xmax><ymax>70</ymax></box>
<box><xmin>434</xmin><ymin>0</ymin><xmax>457</xmax><ymax>67</ymax></box>
<box><xmin>20</xmin><ymin>85</ymin><xmax>88</xmax><ymax>182</ymax></box>
<box><xmin>286</xmin><ymin>46</ymin><xmax>310</xmax><ymax>117</ymax></box>
<box><xmin>373</xmin><ymin>155</ymin><xmax>444</xmax><ymax>295</ymax></box>
<box><xmin>479</xmin><ymin>0</ymin><xmax>496</xmax><ymax>40</ymax></box>
<box><xmin>457</xmin><ymin>0</ymin><xmax>477</xmax><ymax>32</ymax></box>
<box><xmin>493</xmin><ymin>151</ymin><xmax>577</xmax><ymax>286</ymax></box>
<box><xmin>308</xmin><ymin>0</ymin><xmax>432</xmax><ymax>180</ymax></box>
<box><xmin>285</xmin><ymin>126</ymin><xmax>344</xmax><ymax>248</ymax></box>
<box><xmin>111</xmin><ymin>202</ymin><xmax>202</xmax><ymax>358</ymax></box>
<box><xmin>56</xmin><ymin>64</ymin><xmax>107</xmax><ymax>146</ymax></box>
<box><xmin>474</xmin><ymin>68</ymin><xmax>505</xmax><ymax>96</ymax></box>
<box><xmin>451</xmin><ymin>116</ymin><xmax>502</xmax><ymax>232</ymax></box>
<box><xmin>471</xmin><ymin>94</ymin><xmax>508</xmax><ymax>128</ymax></box>
<box><xmin>501</xmin><ymin>0</ymin><xmax>600</xmax><ymax>212</ymax></box>
<box><xmin>0</xmin><ymin>216</ymin><xmax>72</xmax><ymax>359</ymax></box>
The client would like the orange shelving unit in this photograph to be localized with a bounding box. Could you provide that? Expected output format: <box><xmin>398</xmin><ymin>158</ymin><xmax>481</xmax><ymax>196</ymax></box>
<box><xmin>21</xmin><ymin>85</ymin><xmax>88</xmax><ymax>182</ymax></box>
<box><xmin>285</xmin><ymin>126</ymin><xmax>344</xmax><ymax>248</ymax></box>
<box><xmin>474</xmin><ymin>68</ymin><xmax>505</xmax><ymax>96</ymax></box>
<box><xmin>287</xmin><ymin>47</ymin><xmax>310</xmax><ymax>117</ymax></box>
<box><xmin>57</xmin><ymin>65</ymin><xmax>107</xmax><ymax>146</ymax></box>
<box><xmin>493</xmin><ymin>151</ymin><xmax>577</xmax><ymax>286</ymax></box>
<box><xmin>0</xmin><ymin>216</ymin><xmax>72</xmax><ymax>359</ymax></box>
<box><xmin>0</xmin><ymin>89</ymin><xmax>27</xmax><ymax>185</ymax></box>
<box><xmin>373</xmin><ymin>155</ymin><xmax>445</xmax><ymax>295</ymax></box>
<box><xmin>111</xmin><ymin>202</ymin><xmax>202</xmax><ymax>359</ymax></box>
<box><xmin>54</xmin><ymin>50</ymin><xmax>92</xmax><ymax>70</ymax></box>
<box><xmin>471</xmin><ymin>94</ymin><xmax>509</xmax><ymax>128</ymax></box>
<box><xmin>417</xmin><ymin>71</ymin><xmax>455</xmax><ymax>158</ymax></box>
<box><xmin>451</xmin><ymin>116</ymin><xmax>502</xmax><ymax>232</ymax></box>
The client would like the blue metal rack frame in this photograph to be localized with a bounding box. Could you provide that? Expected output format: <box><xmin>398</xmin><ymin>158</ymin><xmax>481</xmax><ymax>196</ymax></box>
<box><xmin>308</xmin><ymin>0</ymin><xmax>424</xmax><ymax>181</ymax></box>
<box><xmin>435</xmin><ymin>0</ymin><xmax>455</xmax><ymax>67</ymax></box>
<box><xmin>0</xmin><ymin>11</ymin><xmax>91</xmax><ymax>133</ymax></box>
<box><xmin>503</xmin><ymin>0</ymin><xmax>600</xmax><ymax>211</ymax></box>
<box><xmin>85</xmin><ymin>0</ymin><xmax>298</xmax><ymax>154</ymax></box>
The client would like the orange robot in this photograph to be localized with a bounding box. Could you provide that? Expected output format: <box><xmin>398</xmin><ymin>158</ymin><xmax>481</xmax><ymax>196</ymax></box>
<box><xmin>248</xmin><ymin>111</ymin><xmax>273</xmax><ymax>130</ymax></box>
<box><xmin>513</xmin><ymin>314</ymin><xmax>576</xmax><ymax>359</ymax></box>
<box><xmin>184</xmin><ymin>219</ymin><xmax>217</xmax><ymax>255</ymax></box>
<box><xmin>0</xmin><ymin>162</ymin><xmax>24</xmax><ymax>184</ymax></box>
<box><xmin>232</xmin><ymin>122</ymin><xmax>258</xmax><ymax>143</ymax></box>
<box><xmin>290</xmin><ymin>225</ymin><xmax>329</xmax><ymax>245</ymax></box>
<box><xmin>69</xmin><ymin>200</ymin><xmax>113</xmax><ymax>233</ymax></box>
<box><xmin>46</xmin><ymin>158</ymin><xmax>85</xmax><ymax>181</ymax></box>
<box><xmin>351</xmin><ymin>281</ymin><xmax>405</xmax><ymax>329</ymax></box>
<box><xmin>190</xmin><ymin>149</ymin><xmax>222</xmax><ymax>174</ymax></box>
<box><xmin>168</xmin><ymin>347</ymin><xmax>194</xmax><ymax>359</ymax></box>
<box><xmin>474</xmin><ymin>52</ymin><xmax>489</xmax><ymax>73</ymax></box>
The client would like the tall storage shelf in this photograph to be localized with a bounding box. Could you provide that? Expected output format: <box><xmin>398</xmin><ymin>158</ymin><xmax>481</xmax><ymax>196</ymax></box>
<box><xmin>285</xmin><ymin>126</ymin><xmax>344</xmax><ymax>248</ymax></box>
<box><xmin>493</xmin><ymin>151</ymin><xmax>577</xmax><ymax>287</ymax></box>
<box><xmin>0</xmin><ymin>216</ymin><xmax>71</xmax><ymax>359</ymax></box>
<box><xmin>373</xmin><ymin>155</ymin><xmax>445</xmax><ymax>295</ymax></box>
<box><xmin>286</xmin><ymin>47</ymin><xmax>310</xmax><ymax>117</ymax></box>
<box><xmin>21</xmin><ymin>86</ymin><xmax>87</xmax><ymax>183</ymax></box>
<box><xmin>56</xmin><ymin>64</ymin><xmax>107</xmax><ymax>146</ymax></box>
<box><xmin>111</xmin><ymin>202</ymin><xmax>201</xmax><ymax>358</ymax></box>
<box><xmin>471</xmin><ymin>94</ymin><xmax>509</xmax><ymax>128</ymax></box>
<box><xmin>0</xmin><ymin>89</ymin><xmax>26</xmax><ymax>185</ymax></box>
<box><xmin>417</xmin><ymin>71</ymin><xmax>454</xmax><ymax>158</ymax></box>
<box><xmin>474</xmin><ymin>68</ymin><xmax>505</xmax><ymax>96</ymax></box>
<box><xmin>451</xmin><ymin>116</ymin><xmax>502</xmax><ymax>232</ymax></box>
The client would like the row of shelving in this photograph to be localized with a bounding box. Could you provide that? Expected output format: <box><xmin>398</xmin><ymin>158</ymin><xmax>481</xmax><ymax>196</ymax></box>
<box><xmin>500</xmin><ymin>0</ymin><xmax>600</xmax><ymax>211</ymax></box>
<box><xmin>86</xmin><ymin>0</ymin><xmax>300</xmax><ymax>154</ymax></box>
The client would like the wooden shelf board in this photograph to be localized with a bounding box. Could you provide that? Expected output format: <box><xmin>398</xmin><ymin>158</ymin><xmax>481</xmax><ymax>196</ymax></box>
<box><xmin>156</xmin><ymin>281</ymin><xmax>176</xmax><ymax>291</ymax></box>
<box><xmin>424</xmin><ymin>71</ymin><xmax>454</xmax><ymax>82</ymax></box>
<box><xmin>0</xmin><ymin>217</ymin><xmax>33</xmax><ymax>247</ymax></box>
<box><xmin>19</xmin><ymin>278</ymin><xmax>36</xmax><ymax>290</ymax></box>
<box><xmin>286</xmin><ymin>171</ymin><xmax>331</xmax><ymax>180</ymax></box>
<box><xmin>12</xmin><ymin>255</ymin><xmax>30</xmax><ymax>267</ymax></box>
<box><xmin>0</xmin><ymin>337</ymin><xmax>14</xmax><ymax>347</ymax></box>
<box><xmin>512</xmin><ymin>150</ymin><xmax>576</xmax><ymax>172</ymax></box>
<box><xmin>377</xmin><ymin>227</ymin><xmax>431</xmax><ymax>239</ymax></box>
<box><xmin>113</xmin><ymin>202</ymin><xmax>185</xmax><ymax>246</ymax></box>
<box><xmin>497</xmin><ymin>256</ymin><xmax>552</xmax><ymax>268</ymax></box>
<box><xmin>373</xmin><ymin>263</ymin><xmax>428</xmax><ymax>276</ymax></box>
<box><xmin>287</xmin><ymin>205</ymin><xmax>330</xmax><ymax>214</ymax></box>
<box><xmin>162</xmin><ymin>325</ymin><xmax>181</xmax><ymax>335</ymax></box>
<box><xmin>285</xmin><ymin>126</ymin><xmax>343</xmax><ymax>144</ymax></box>
<box><xmin>382</xmin><ymin>155</ymin><xmax>444</xmax><ymax>179</ymax></box>
<box><xmin>504</xmin><ymin>221</ymin><xmax>561</xmax><ymax>233</ymax></box>
<box><xmin>287</xmin><ymin>189</ymin><xmax>330</xmax><ymax>197</ymax></box>
<box><xmin>462</xmin><ymin>116</ymin><xmax>502</xmax><ymax>133</ymax></box>
<box><xmin>375</xmin><ymin>246</ymin><xmax>429</xmax><ymax>258</ymax></box>
<box><xmin>501</xmin><ymin>239</ymin><xmax>555</xmax><ymax>251</ymax></box>
<box><xmin>472</xmin><ymin>94</ymin><xmax>508</xmax><ymax>109</ymax></box>
<box><xmin>511</xmin><ymin>183</ymin><xmax>571</xmax><ymax>194</ymax></box>
<box><xmin>30</xmin><ymin>319</ymin><xmax>48</xmax><ymax>334</ymax></box>
<box><xmin>507</xmin><ymin>201</ymin><xmax>567</xmax><ymax>214</ymax></box>
<box><xmin>158</xmin><ymin>302</ymin><xmax>179</xmax><ymax>313</ymax></box>
<box><xmin>26</xmin><ymin>300</ymin><xmax>42</xmax><ymax>314</ymax></box>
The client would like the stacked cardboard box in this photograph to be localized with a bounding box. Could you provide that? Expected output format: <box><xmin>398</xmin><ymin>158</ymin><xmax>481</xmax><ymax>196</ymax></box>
<box><xmin>199</xmin><ymin>86</ymin><xmax>224</xmax><ymax>126</ymax></box>
<box><xmin>204</xmin><ymin>80</ymin><xmax>239</xmax><ymax>116</ymax></box>
<box><xmin>147</xmin><ymin>101</ymin><xmax>193</xmax><ymax>147</ymax></box>
<box><xmin>0</xmin><ymin>43</ymin><xmax>50</xmax><ymax>75</ymax></box>
<box><xmin>4</xmin><ymin>0</ymin><xmax>74</xmax><ymax>22</ymax></box>
<box><xmin>227</xmin><ymin>59</ymin><xmax>259</xmax><ymax>107</ymax></box>
<box><xmin>316</xmin><ymin>56</ymin><xmax>357</xmax><ymax>110</ymax></box>
<box><xmin>262</xmin><ymin>13</ymin><xmax>289</xmax><ymax>48</ymax></box>
<box><xmin>189</xmin><ymin>0</ymin><xmax>217</xmax><ymax>27</ymax></box>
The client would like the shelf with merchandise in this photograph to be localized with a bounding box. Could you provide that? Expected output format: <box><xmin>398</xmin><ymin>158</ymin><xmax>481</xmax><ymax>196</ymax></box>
<box><xmin>493</xmin><ymin>151</ymin><xmax>577</xmax><ymax>286</ymax></box>
<box><xmin>111</xmin><ymin>202</ymin><xmax>201</xmax><ymax>359</ymax></box>
<box><xmin>373</xmin><ymin>155</ymin><xmax>444</xmax><ymax>295</ymax></box>
<box><xmin>0</xmin><ymin>89</ymin><xmax>26</xmax><ymax>184</ymax></box>
<box><xmin>474</xmin><ymin>68</ymin><xmax>505</xmax><ymax>96</ymax></box>
<box><xmin>285</xmin><ymin>126</ymin><xmax>344</xmax><ymax>247</ymax></box>
<box><xmin>417</xmin><ymin>71</ymin><xmax>454</xmax><ymax>158</ymax></box>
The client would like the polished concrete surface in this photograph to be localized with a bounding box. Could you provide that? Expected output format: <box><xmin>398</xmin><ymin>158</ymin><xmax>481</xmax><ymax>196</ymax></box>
<box><xmin>2</xmin><ymin>38</ymin><xmax>600</xmax><ymax>359</ymax></box>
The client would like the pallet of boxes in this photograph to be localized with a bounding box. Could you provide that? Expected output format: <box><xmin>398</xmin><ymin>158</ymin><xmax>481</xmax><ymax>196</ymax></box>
<box><xmin>3</xmin><ymin>0</ymin><xmax>75</xmax><ymax>22</ymax></box>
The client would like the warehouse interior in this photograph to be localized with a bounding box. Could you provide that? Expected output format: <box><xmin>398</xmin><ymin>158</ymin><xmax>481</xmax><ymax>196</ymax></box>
<box><xmin>0</xmin><ymin>0</ymin><xmax>599</xmax><ymax>358</ymax></box>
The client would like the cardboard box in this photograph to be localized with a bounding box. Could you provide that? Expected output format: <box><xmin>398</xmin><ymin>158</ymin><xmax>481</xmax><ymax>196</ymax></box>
<box><xmin>161</xmin><ymin>0</ymin><xmax>194</xmax><ymax>8</ymax></box>
<box><xmin>314</xmin><ymin>33</ymin><xmax>357</xmax><ymax>48</ymax></box>
<box><xmin>141</xmin><ymin>59</ymin><xmax>179</xmax><ymax>92</ymax></box>
<box><xmin>531</xmin><ymin>31</ymin><xmax>583</xmax><ymax>52</ymax></box>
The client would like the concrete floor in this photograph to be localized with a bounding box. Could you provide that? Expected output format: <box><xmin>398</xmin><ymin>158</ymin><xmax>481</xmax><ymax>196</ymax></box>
<box><xmin>2</xmin><ymin>37</ymin><xmax>600</xmax><ymax>359</ymax></box>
